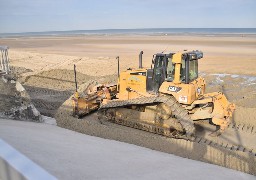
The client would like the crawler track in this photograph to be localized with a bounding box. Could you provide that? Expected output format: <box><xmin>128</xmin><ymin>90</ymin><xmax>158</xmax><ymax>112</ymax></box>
<box><xmin>100</xmin><ymin>96</ymin><xmax>195</xmax><ymax>136</ymax></box>
<box><xmin>99</xmin><ymin>96</ymin><xmax>256</xmax><ymax>156</ymax></box>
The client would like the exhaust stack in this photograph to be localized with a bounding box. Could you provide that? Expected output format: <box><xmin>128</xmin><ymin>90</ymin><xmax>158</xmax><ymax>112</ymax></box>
<box><xmin>116</xmin><ymin>56</ymin><xmax>120</xmax><ymax>78</ymax></box>
<box><xmin>139</xmin><ymin>51</ymin><xmax>143</xmax><ymax>69</ymax></box>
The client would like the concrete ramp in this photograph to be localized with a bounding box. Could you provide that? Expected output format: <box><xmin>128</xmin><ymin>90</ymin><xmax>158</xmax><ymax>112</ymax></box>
<box><xmin>0</xmin><ymin>119</ymin><xmax>254</xmax><ymax>180</ymax></box>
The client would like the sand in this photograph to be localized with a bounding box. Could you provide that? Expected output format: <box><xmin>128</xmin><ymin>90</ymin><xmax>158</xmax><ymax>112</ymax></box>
<box><xmin>0</xmin><ymin>34</ymin><xmax>256</xmax><ymax>175</ymax></box>
<box><xmin>2</xmin><ymin>35</ymin><xmax>256</xmax><ymax>76</ymax></box>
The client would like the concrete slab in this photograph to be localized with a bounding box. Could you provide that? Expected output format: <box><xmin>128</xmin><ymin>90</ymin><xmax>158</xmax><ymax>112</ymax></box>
<box><xmin>0</xmin><ymin>119</ymin><xmax>254</xmax><ymax>180</ymax></box>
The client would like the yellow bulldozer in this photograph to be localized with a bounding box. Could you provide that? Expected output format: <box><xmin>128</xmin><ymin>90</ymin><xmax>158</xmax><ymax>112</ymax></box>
<box><xmin>72</xmin><ymin>50</ymin><xmax>235</xmax><ymax>138</ymax></box>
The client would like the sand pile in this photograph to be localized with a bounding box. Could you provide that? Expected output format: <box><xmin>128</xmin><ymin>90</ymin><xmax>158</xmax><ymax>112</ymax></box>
<box><xmin>204</xmin><ymin>74</ymin><xmax>256</xmax><ymax>127</ymax></box>
<box><xmin>21</xmin><ymin>69</ymin><xmax>116</xmax><ymax>116</ymax></box>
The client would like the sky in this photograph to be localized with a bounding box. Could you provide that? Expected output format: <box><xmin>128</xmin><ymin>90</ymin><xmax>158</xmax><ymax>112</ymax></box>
<box><xmin>0</xmin><ymin>0</ymin><xmax>255</xmax><ymax>33</ymax></box>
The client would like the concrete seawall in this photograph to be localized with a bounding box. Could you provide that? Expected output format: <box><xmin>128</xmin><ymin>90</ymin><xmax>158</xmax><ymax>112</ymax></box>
<box><xmin>0</xmin><ymin>139</ymin><xmax>56</xmax><ymax>180</ymax></box>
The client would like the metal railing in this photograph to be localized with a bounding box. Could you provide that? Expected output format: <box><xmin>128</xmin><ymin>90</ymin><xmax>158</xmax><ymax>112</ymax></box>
<box><xmin>0</xmin><ymin>46</ymin><xmax>10</xmax><ymax>75</ymax></box>
<box><xmin>0</xmin><ymin>139</ymin><xmax>57</xmax><ymax>180</ymax></box>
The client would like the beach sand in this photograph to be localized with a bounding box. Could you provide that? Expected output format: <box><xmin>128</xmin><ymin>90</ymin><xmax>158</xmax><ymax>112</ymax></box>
<box><xmin>1</xmin><ymin>35</ymin><xmax>256</xmax><ymax>76</ymax></box>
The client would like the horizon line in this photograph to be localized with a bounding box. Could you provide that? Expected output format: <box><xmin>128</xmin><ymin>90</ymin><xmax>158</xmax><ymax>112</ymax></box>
<box><xmin>1</xmin><ymin>27</ymin><xmax>256</xmax><ymax>35</ymax></box>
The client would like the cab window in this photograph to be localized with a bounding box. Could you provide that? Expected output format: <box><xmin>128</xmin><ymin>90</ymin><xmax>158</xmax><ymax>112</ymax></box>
<box><xmin>166</xmin><ymin>58</ymin><xmax>185</xmax><ymax>82</ymax></box>
<box><xmin>189</xmin><ymin>60</ymin><xmax>198</xmax><ymax>81</ymax></box>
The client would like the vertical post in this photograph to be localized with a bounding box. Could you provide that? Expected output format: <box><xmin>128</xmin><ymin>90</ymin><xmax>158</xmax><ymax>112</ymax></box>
<box><xmin>172</xmin><ymin>52</ymin><xmax>182</xmax><ymax>84</ymax></box>
<box><xmin>185</xmin><ymin>55</ymin><xmax>190</xmax><ymax>84</ymax></box>
<box><xmin>1</xmin><ymin>50</ymin><xmax>4</xmax><ymax>73</ymax></box>
<box><xmin>139</xmin><ymin>51</ymin><xmax>143</xmax><ymax>69</ymax></box>
<box><xmin>116</xmin><ymin>56</ymin><xmax>120</xmax><ymax>92</ymax></box>
<box><xmin>5</xmin><ymin>49</ymin><xmax>10</xmax><ymax>74</ymax></box>
<box><xmin>3</xmin><ymin>50</ymin><xmax>7</xmax><ymax>74</ymax></box>
<box><xmin>163</xmin><ymin>55</ymin><xmax>167</xmax><ymax>79</ymax></box>
<box><xmin>116</xmin><ymin>56</ymin><xmax>119</xmax><ymax>78</ymax></box>
<box><xmin>74</xmin><ymin>64</ymin><xmax>78</xmax><ymax>92</ymax></box>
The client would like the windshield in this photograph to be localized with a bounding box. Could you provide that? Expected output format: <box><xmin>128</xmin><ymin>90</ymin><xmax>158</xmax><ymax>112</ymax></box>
<box><xmin>166</xmin><ymin>58</ymin><xmax>198</xmax><ymax>83</ymax></box>
<box><xmin>166</xmin><ymin>58</ymin><xmax>185</xmax><ymax>82</ymax></box>
<box><xmin>153</xmin><ymin>55</ymin><xmax>198</xmax><ymax>83</ymax></box>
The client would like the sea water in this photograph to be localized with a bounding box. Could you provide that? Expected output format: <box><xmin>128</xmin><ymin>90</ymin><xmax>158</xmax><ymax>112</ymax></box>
<box><xmin>1</xmin><ymin>28</ymin><xmax>256</xmax><ymax>38</ymax></box>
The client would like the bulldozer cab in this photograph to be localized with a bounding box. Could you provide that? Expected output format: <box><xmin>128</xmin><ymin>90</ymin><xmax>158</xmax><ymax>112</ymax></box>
<box><xmin>148</xmin><ymin>50</ymin><xmax>202</xmax><ymax>92</ymax></box>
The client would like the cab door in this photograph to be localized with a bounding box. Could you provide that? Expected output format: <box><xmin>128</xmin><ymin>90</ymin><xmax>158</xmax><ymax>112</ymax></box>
<box><xmin>152</xmin><ymin>55</ymin><xmax>167</xmax><ymax>92</ymax></box>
